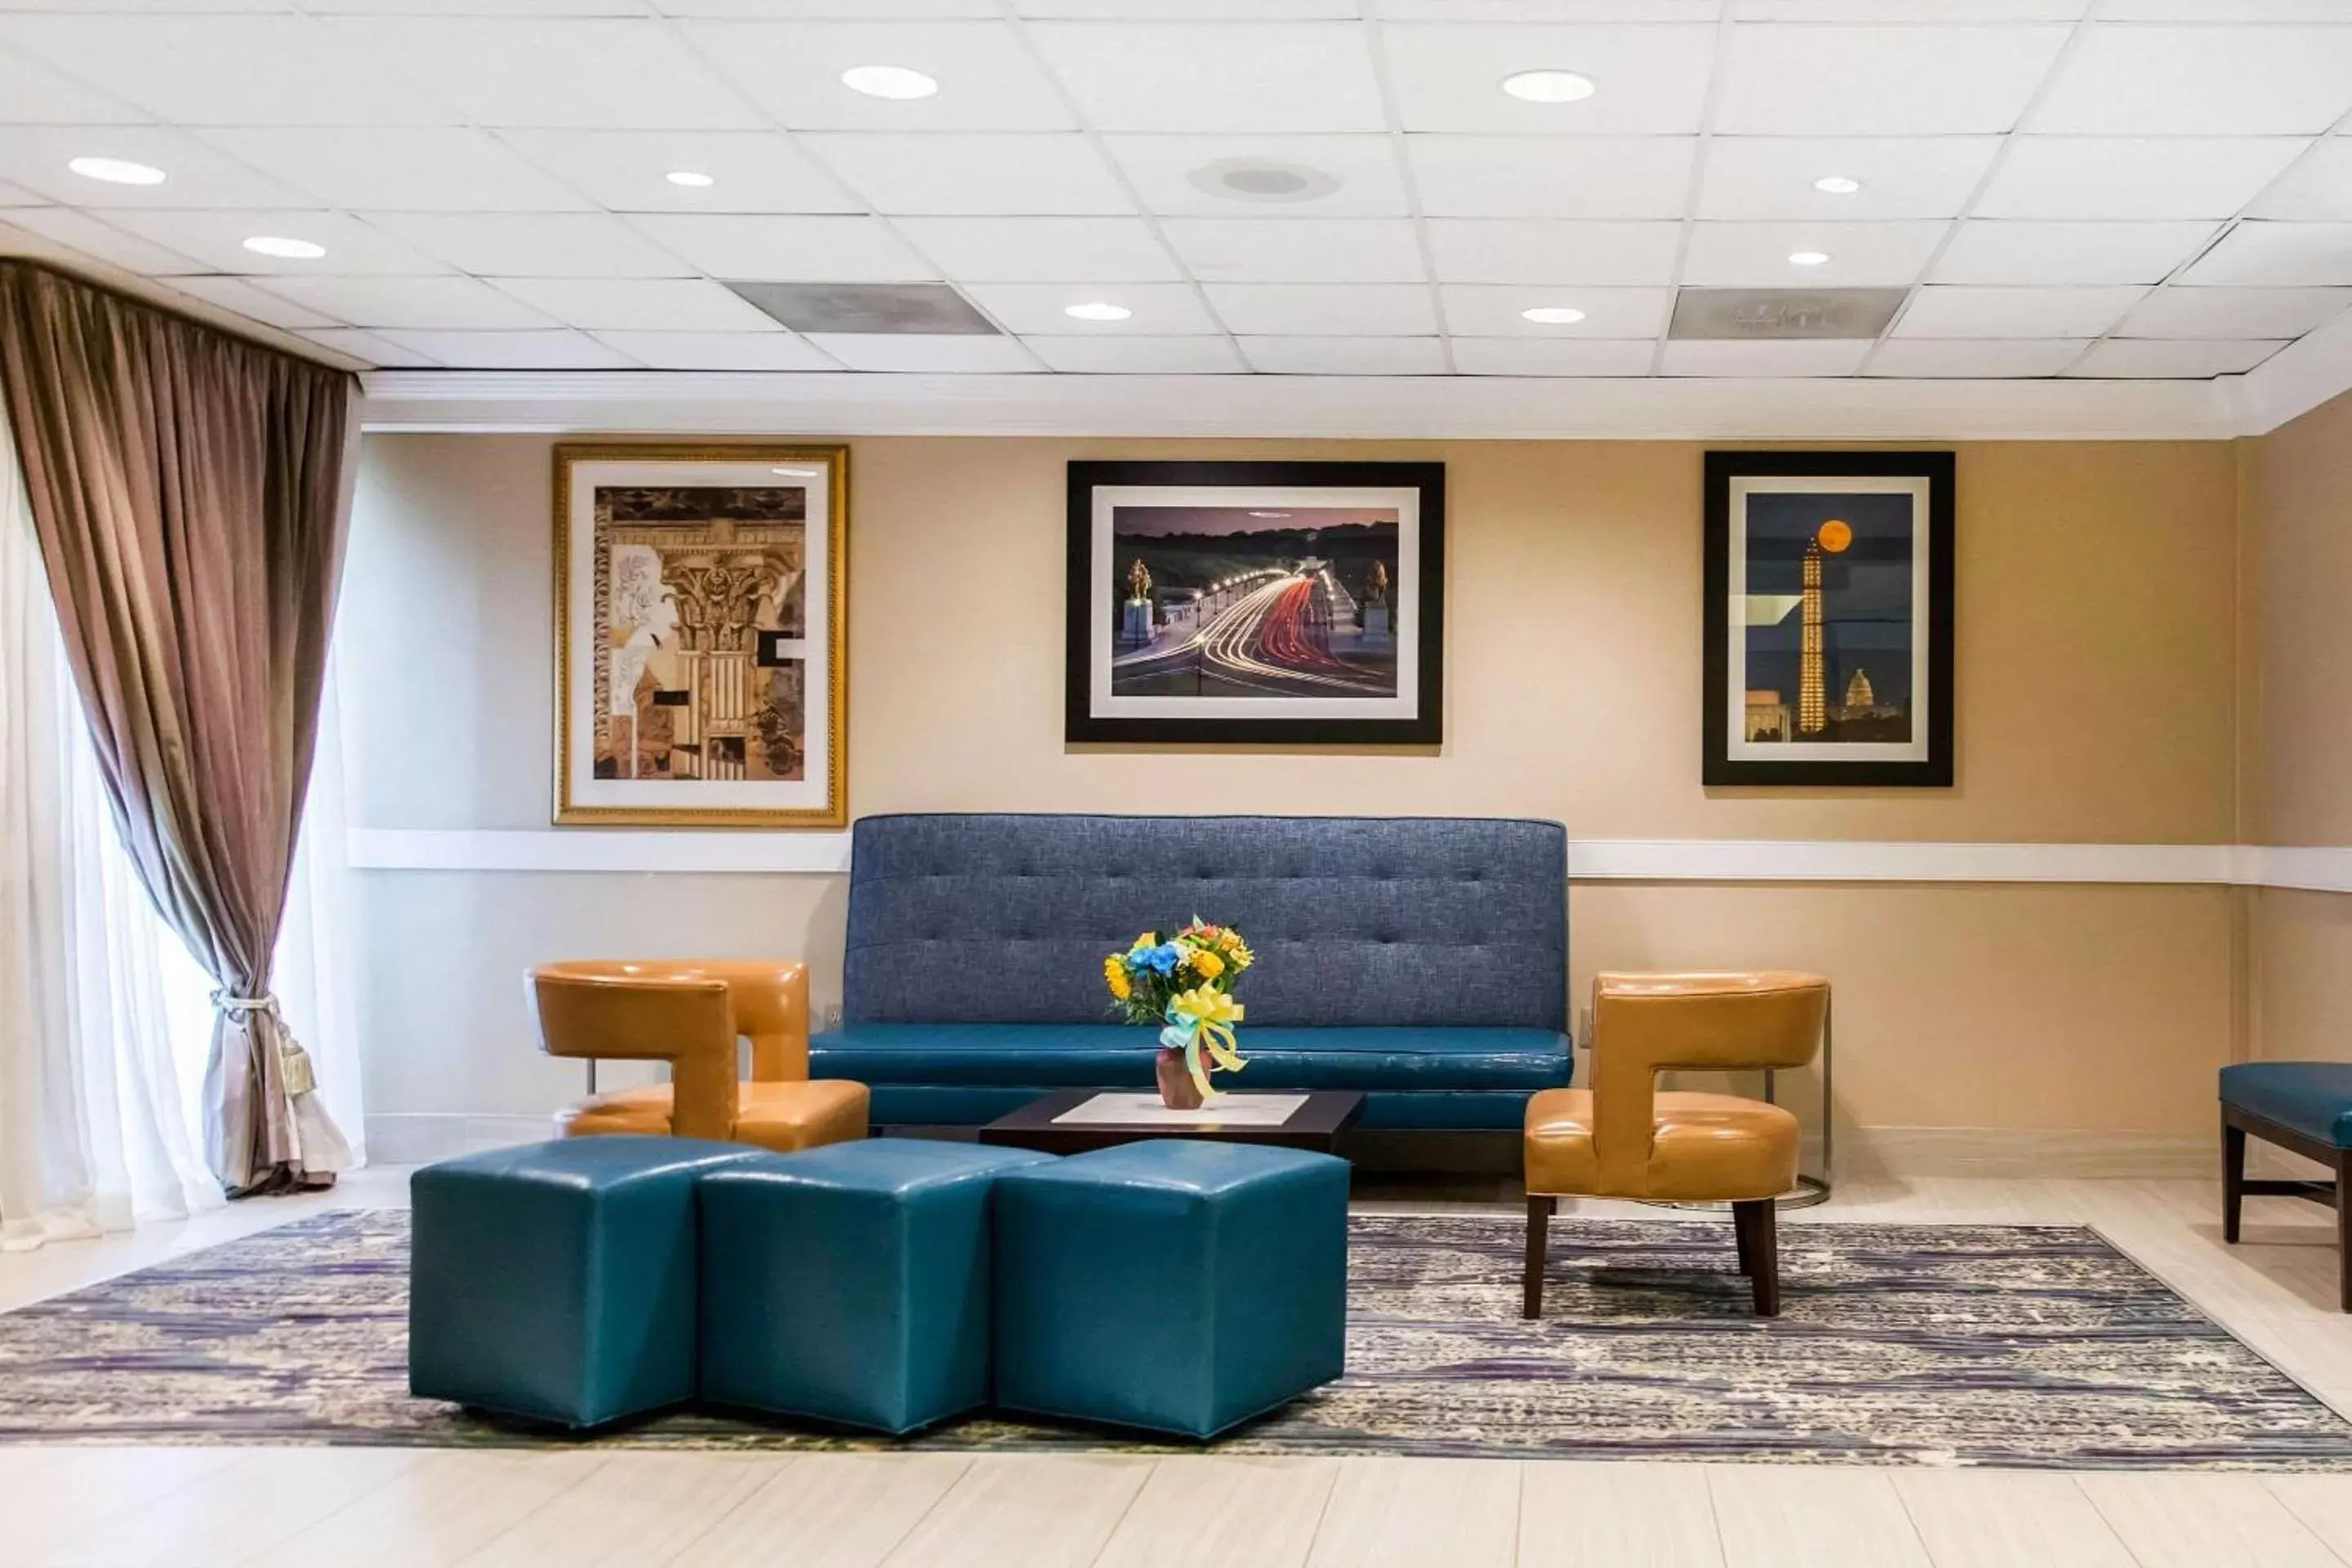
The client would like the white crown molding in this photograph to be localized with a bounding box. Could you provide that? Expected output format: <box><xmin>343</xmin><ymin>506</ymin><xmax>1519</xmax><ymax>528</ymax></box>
<box><xmin>356</xmin><ymin>368</ymin><xmax>2252</xmax><ymax>443</ymax></box>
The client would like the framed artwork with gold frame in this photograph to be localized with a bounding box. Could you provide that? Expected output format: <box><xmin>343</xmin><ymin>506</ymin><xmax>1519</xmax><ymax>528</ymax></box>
<box><xmin>553</xmin><ymin>443</ymin><xmax>848</xmax><ymax>826</ymax></box>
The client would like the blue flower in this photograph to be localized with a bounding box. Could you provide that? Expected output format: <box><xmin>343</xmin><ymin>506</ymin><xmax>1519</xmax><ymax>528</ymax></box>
<box><xmin>1143</xmin><ymin>942</ymin><xmax>1183</xmax><ymax>975</ymax></box>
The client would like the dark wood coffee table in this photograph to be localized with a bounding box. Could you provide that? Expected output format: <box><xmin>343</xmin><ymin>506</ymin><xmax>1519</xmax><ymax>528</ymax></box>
<box><xmin>978</xmin><ymin>1089</ymin><xmax>1365</xmax><ymax>1156</ymax></box>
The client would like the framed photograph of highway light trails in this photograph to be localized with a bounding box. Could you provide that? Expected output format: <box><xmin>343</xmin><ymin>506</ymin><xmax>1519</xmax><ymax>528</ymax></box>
<box><xmin>553</xmin><ymin>443</ymin><xmax>848</xmax><ymax>827</ymax></box>
<box><xmin>1066</xmin><ymin>460</ymin><xmax>1445</xmax><ymax>745</ymax></box>
<box><xmin>1703</xmin><ymin>450</ymin><xmax>1954</xmax><ymax>788</ymax></box>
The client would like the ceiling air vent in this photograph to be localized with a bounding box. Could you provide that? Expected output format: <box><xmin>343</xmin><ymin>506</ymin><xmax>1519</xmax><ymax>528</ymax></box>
<box><xmin>724</xmin><ymin>282</ymin><xmax>999</xmax><ymax>336</ymax></box>
<box><xmin>1668</xmin><ymin>287</ymin><xmax>1909</xmax><ymax>341</ymax></box>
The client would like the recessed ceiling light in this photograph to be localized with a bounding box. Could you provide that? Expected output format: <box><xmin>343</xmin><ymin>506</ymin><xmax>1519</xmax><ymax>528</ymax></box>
<box><xmin>841</xmin><ymin>65</ymin><xmax>938</xmax><ymax>100</ymax></box>
<box><xmin>68</xmin><ymin>156</ymin><xmax>165</xmax><ymax>186</ymax></box>
<box><xmin>1814</xmin><ymin>175</ymin><xmax>1861</xmax><ymax>195</ymax></box>
<box><xmin>243</xmin><ymin>235</ymin><xmax>325</xmax><ymax>260</ymax></box>
<box><xmin>1500</xmin><ymin>69</ymin><xmax>1596</xmax><ymax>104</ymax></box>
<box><xmin>1064</xmin><ymin>301</ymin><xmax>1132</xmax><ymax>322</ymax></box>
<box><xmin>666</xmin><ymin>170</ymin><xmax>714</xmax><ymax>189</ymax></box>
<box><xmin>1788</xmin><ymin>250</ymin><xmax>1830</xmax><ymax>266</ymax></box>
<box><xmin>1521</xmin><ymin>305</ymin><xmax>1586</xmax><ymax>325</ymax></box>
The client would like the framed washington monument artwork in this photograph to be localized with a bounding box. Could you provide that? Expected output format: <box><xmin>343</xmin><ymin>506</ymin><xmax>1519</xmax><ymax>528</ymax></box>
<box><xmin>553</xmin><ymin>443</ymin><xmax>848</xmax><ymax>827</ymax></box>
<box><xmin>1065</xmin><ymin>460</ymin><xmax>1446</xmax><ymax>746</ymax></box>
<box><xmin>1703</xmin><ymin>450</ymin><xmax>1954</xmax><ymax>788</ymax></box>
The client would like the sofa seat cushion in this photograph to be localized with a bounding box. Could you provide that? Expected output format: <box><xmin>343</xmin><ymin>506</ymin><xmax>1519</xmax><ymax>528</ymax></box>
<box><xmin>811</xmin><ymin>1022</ymin><xmax>1569</xmax><ymax>1092</ymax></box>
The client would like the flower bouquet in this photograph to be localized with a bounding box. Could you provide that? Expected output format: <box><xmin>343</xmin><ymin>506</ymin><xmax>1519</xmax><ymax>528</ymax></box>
<box><xmin>1103</xmin><ymin>920</ymin><xmax>1254</xmax><ymax>1109</ymax></box>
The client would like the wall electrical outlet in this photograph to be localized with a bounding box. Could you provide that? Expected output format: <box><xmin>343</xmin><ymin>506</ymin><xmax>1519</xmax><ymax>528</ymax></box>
<box><xmin>1576</xmin><ymin>1005</ymin><xmax>1594</xmax><ymax>1050</ymax></box>
<box><xmin>822</xmin><ymin>1002</ymin><xmax>843</xmax><ymax>1031</ymax></box>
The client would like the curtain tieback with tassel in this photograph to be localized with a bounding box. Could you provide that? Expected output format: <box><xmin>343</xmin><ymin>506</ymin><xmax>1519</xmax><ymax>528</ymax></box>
<box><xmin>209</xmin><ymin>991</ymin><xmax>318</xmax><ymax>1097</ymax></box>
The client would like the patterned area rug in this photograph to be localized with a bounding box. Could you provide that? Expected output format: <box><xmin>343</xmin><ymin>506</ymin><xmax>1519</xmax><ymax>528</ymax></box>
<box><xmin>3</xmin><ymin>1209</ymin><xmax>2350</xmax><ymax>1469</ymax></box>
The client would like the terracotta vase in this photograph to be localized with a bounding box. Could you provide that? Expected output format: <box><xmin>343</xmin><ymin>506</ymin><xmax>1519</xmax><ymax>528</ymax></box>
<box><xmin>1155</xmin><ymin>1045</ymin><xmax>1205</xmax><ymax>1111</ymax></box>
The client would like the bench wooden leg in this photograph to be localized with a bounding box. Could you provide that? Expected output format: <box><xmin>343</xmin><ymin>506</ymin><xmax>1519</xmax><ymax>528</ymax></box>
<box><xmin>2223</xmin><ymin>1116</ymin><xmax>2246</xmax><ymax>1245</ymax></box>
<box><xmin>1734</xmin><ymin>1200</ymin><xmax>1780</xmax><ymax>1317</ymax></box>
<box><xmin>1521</xmin><ymin>1196</ymin><xmax>1554</xmax><ymax>1320</ymax></box>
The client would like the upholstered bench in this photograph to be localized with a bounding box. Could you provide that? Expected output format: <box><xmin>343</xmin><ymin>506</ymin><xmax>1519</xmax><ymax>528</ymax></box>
<box><xmin>408</xmin><ymin>1136</ymin><xmax>760</xmax><ymax>1428</ymax></box>
<box><xmin>696</xmin><ymin>1138</ymin><xmax>1055</xmax><ymax>1434</ymax></box>
<box><xmin>991</xmin><ymin>1139</ymin><xmax>1349</xmax><ymax>1439</ymax></box>
<box><xmin>2221</xmin><ymin>1062</ymin><xmax>2352</xmax><ymax>1312</ymax></box>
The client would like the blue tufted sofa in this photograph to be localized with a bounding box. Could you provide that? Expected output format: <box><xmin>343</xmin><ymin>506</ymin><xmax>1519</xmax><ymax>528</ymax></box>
<box><xmin>807</xmin><ymin>813</ymin><xmax>1571</xmax><ymax>1160</ymax></box>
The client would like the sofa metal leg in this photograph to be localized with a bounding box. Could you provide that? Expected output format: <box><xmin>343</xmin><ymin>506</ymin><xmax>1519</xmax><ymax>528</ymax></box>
<box><xmin>1734</xmin><ymin>1200</ymin><xmax>1780</xmax><ymax>1316</ymax></box>
<box><xmin>2223</xmin><ymin>1116</ymin><xmax>2246</xmax><ymax>1245</ymax></box>
<box><xmin>1521</xmin><ymin>1196</ymin><xmax>1554</xmax><ymax>1320</ymax></box>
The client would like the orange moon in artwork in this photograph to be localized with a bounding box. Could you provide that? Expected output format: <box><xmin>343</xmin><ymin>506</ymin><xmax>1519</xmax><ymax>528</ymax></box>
<box><xmin>1817</xmin><ymin>519</ymin><xmax>1853</xmax><ymax>553</ymax></box>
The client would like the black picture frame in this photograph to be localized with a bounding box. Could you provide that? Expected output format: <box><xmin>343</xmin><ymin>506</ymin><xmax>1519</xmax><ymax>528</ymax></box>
<box><xmin>1703</xmin><ymin>450</ymin><xmax>1955</xmax><ymax>788</ymax></box>
<box><xmin>1066</xmin><ymin>460</ymin><xmax>1446</xmax><ymax>746</ymax></box>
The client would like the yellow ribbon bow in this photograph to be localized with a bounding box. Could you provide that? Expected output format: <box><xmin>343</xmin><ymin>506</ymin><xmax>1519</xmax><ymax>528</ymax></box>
<box><xmin>1161</xmin><ymin>986</ymin><xmax>1246</xmax><ymax>1100</ymax></box>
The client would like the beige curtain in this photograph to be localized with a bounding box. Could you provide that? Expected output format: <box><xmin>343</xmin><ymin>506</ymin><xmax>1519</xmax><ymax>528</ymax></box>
<box><xmin>0</xmin><ymin>261</ymin><xmax>358</xmax><ymax>1195</ymax></box>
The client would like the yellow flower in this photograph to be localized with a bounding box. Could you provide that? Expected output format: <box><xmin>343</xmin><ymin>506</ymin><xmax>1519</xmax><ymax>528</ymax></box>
<box><xmin>1188</xmin><ymin>948</ymin><xmax>1225</xmax><ymax>980</ymax></box>
<box><xmin>1102</xmin><ymin>956</ymin><xmax>1131</xmax><ymax>1001</ymax></box>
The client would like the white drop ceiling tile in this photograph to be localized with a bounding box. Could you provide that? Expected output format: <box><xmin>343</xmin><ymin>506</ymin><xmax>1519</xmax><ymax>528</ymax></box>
<box><xmin>959</xmin><ymin>282</ymin><xmax>1215</xmax><ymax>334</ymax></box>
<box><xmin>202</xmin><ymin>127</ymin><xmax>591</xmax><ymax>213</ymax></box>
<box><xmin>1864</xmin><ymin>338</ymin><xmax>2091</xmax><ymax>377</ymax></box>
<box><xmin>1018</xmin><ymin>0</ymin><xmax>1355</xmax><ymax>15</ymax></box>
<box><xmin>2119</xmin><ymin>284</ymin><xmax>2352</xmax><ymax>339</ymax></box>
<box><xmin>624</xmin><ymin>214</ymin><xmax>936</xmax><ymax>282</ymax></box>
<box><xmin>663</xmin><ymin>0</ymin><xmax>992</xmax><ymax>13</ymax></box>
<box><xmin>0</xmin><ymin>15</ymin><xmax>440</xmax><ymax>125</ymax></box>
<box><xmin>0</xmin><ymin>127</ymin><xmax>312</xmax><ymax>209</ymax></box>
<box><xmin>1932</xmin><ymin>220</ymin><xmax>2221</xmax><ymax>285</ymax></box>
<box><xmin>1380</xmin><ymin>24</ymin><xmax>1717</xmax><ymax>134</ymax></box>
<box><xmin>1682</xmin><ymin>221</ymin><xmax>1947</xmax><ymax>287</ymax></box>
<box><xmin>1437</xmin><ymin>283</ymin><xmax>1669</xmax><ymax>336</ymax></box>
<box><xmin>1450</xmin><ymin>337</ymin><xmax>1656</xmax><ymax>375</ymax></box>
<box><xmin>1238</xmin><ymin>336</ymin><xmax>1446</xmax><ymax>375</ymax></box>
<box><xmin>1205</xmin><ymin>283</ymin><xmax>1436</xmax><ymax>335</ymax></box>
<box><xmin>1425</xmin><ymin>219</ymin><xmax>1683</xmax><ymax>284</ymax></box>
<box><xmin>255</xmin><ymin>274</ymin><xmax>557</xmax><ymax>330</ymax></box>
<box><xmin>803</xmin><ymin>332</ymin><xmax>1045</xmax><ymax>372</ymax></box>
<box><xmin>102</xmin><ymin>209</ymin><xmax>448</xmax><ymax>274</ymax></box>
<box><xmin>892</xmin><ymin>216</ymin><xmax>1180</xmax><ymax>282</ymax></box>
<box><xmin>0</xmin><ymin>207</ymin><xmax>206</xmax><ymax>274</ymax></box>
<box><xmin>489</xmin><ymin>277</ymin><xmax>774</xmax><ymax>332</ymax></box>
<box><xmin>0</xmin><ymin>180</ymin><xmax>38</xmax><ymax>207</ymax></box>
<box><xmin>2101</xmin><ymin>0</ymin><xmax>2352</xmax><ymax>15</ymax></box>
<box><xmin>1737</xmin><ymin>0</ymin><xmax>2084</xmax><ymax>14</ymax></box>
<box><xmin>363</xmin><ymin>212</ymin><xmax>693</xmax><ymax>278</ymax></box>
<box><xmin>296</xmin><ymin>328</ymin><xmax>442</xmax><ymax>368</ymax></box>
<box><xmin>1379</xmin><ymin>1</ymin><xmax>1719</xmax><ymax>15</ymax></box>
<box><xmin>681</xmin><ymin>20</ymin><xmax>1075</xmax><ymax>132</ymax></box>
<box><xmin>1659</xmin><ymin>339</ymin><xmax>1870</xmax><ymax>376</ymax></box>
<box><xmin>1160</xmin><ymin>217</ymin><xmax>1426</xmax><ymax>283</ymax></box>
<box><xmin>1715</xmin><ymin>24</ymin><xmax>2070</xmax><ymax>135</ymax></box>
<box><xmin>499</xmin><ymin>131</ymin><xmax>857</xmax><ymax>216</ymax></box>
<box><xmin>2066</xmin><ymin>337</ymin><xmax>2286</xmax><ymax>378</ymax></box>
<box><xmin>336</xmin><ymin>17</ymin><xmax>760</xmax><ymax>129</ymax></box>
<box><xmin>587</xmin><ymin>331</ymin><xmax>840</xmax><ymax>370</ymax></box>
<box><xmin>1029</xmin><ymin>22</ymin><xmax>1387</xmax><ymax>133</ymax></box>
<box><xmin>2250</xmin><ymin>141</ymin><xmax>2352</xmax><ymax>223</ymax></box>
<box><xmin>1891</xmin><ymin>284</ymin><xmax>2148</xmax><ymax>338</ymax></box>
<box><xmin>1696</xmin><ymin>137</ymin><xmax>2000</xmax><ymax>221</ymax></box>
<box><xmin>2030</xmin><ymin>26</ymin><xmax>2352</xmax><ymax>136</ymax></box>
<box><xmin>0</xmin><ymin>0</ymin><xmax>293</xmax><ymax>11</ymax></box>
<box><xmin>375</xmin><ymin>328</ymin><xmax>640</xmax><ymax>368</ymax></box>
<box><xmin>1022</xmin><ymin>335</ymin><xmax>1246</xmax><ymax>373</ymax></box>
<box><xmin>0</xmin><ymin>52</ymin><xmax>143</xmax><ymax>126</ymax></box>
<box><xmin>803</xmin><ymin>134</ymin><xmax>1131</xmax><ymax>217</ymax></box>
<box><xmin>171</xmin><ymin>274</ymin><xmax>343</xmax><ymax>329</ymax></box>
<box><xmin>1406</xmin><ymin>136</ymin><xmax>1697</xmax><ymax>220</ymax></box>
<box><xmin>1977</xmin><ymin>138</ymin><xmax>2310</xmax><ymax>221</ymax></box>
<box><xmin>1103</xmin><ymin>134</ymin><xmax>1408</xmax><ymax>218</ymax></box>
<box><xmin>2179</xmin><ymin>222</ymin><xmax>2352</xmax><ymax>286</ymax></box>
<box><xmin>307</xmin><ymin>0</ymin><xmax>650</xmax><ymax>11</ymax></box>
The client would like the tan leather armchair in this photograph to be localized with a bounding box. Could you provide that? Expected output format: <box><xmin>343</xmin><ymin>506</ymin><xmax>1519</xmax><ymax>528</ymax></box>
<box><xmin>1522</xmin><ymin>971</ymin><xmax>1829</xmax><ymax>1318</ymax></box>
<box><xmin>530</xmin><ymin>960</ymin><xmax>868</xmax><ymax>1155</ymax></box>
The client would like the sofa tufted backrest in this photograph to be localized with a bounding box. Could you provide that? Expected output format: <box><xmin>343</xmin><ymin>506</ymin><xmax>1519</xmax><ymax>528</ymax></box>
<box><xmin>840</xmin><ymin>813</ymin><xmax>1567</xmax><ymax>1031</ymax></box>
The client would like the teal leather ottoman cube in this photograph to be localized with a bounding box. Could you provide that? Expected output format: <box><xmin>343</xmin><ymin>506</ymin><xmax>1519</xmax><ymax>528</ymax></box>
<box><xmin>2221</xmin><ymin>1062</ymin><xmax>2352</xmax><ymax>1312</ymax></box>
<box><xmin>991</xmin><ymin>1139</ymin><xmax>1349</xmax><ymax>1439</ymax></box>
<box><xmin>697</xmin><ymin>1138</ymin><xmax>1057</xmax><ymax>1433</ymax></box>
<box><xmin>408</xmin><ymin>1135</ymin><xmax>760</xmax><ymax>1428</ymax></box>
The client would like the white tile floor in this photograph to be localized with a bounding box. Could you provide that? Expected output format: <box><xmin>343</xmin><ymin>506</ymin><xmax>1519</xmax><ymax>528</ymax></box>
<box><xmin>5</xmin><ymin>1170</ymin><xmax>2352</xmax><ymax>1566</ymax></box>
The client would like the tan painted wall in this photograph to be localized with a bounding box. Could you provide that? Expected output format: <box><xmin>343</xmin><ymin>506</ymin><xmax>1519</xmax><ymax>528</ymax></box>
<box><xmin>343</xmin><ymin>433</ymin><xmax>2242</xmax><ymax>1138</ymax></box>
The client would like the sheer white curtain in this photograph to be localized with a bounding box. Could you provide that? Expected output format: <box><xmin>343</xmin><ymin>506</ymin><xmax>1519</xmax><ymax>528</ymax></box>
<box><xmin>0</xmin><ymin>400</ymin><xmax>367</xmax><ymax>1249</ymax></box>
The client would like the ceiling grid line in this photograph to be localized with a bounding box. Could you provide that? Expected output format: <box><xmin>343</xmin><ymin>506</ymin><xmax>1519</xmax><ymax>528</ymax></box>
<box><xmin>1649</xmin><ymin>3</ymin><xmax>1735</xmax><ymax>379</ymax></box>
<box><xmin>1361</xmin><ymin>8</ymin><xmax>1453</xmax><ymax>378</ymax></box>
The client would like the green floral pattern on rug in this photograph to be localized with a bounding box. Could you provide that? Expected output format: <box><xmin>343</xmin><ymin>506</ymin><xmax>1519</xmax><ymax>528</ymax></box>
<box><xmin>3</xmin><ymin>1209</ymin><xmax>2350</xmax><ymax>1469</ymax></box>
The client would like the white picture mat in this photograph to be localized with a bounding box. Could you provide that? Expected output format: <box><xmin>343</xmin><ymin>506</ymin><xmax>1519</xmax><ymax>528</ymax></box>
<box><xmin>564</xmin><ymin>458</ymin><xmax>833</xmax><ymax>812</ymax></box>
<box><xmin>1051</xmin><ymin>1092</ymin><xmax>1313</xmax><ymax>1127</ymax></box>
<box><xmin>1725</xmin><ymin>474</ymin><xmax>1932</xmax><ymax>765</ymax></box>
<box><xmin>1087</xmin><ymin>484</ymin><xmax>1419</xmax><ymax>721</ymax></box>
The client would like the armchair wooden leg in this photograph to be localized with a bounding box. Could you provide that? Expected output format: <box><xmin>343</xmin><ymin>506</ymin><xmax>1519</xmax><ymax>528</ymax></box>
<box><xmin>2337</xmin><ymin>1154</ymin><xmax>2352</xmax><ymax>1316</ymax></box>
<box><xmin>1521</xmin><ymin>1196</ymin><xmax>1555</xmax><ymax>1320</ymax></box>
<box><xmin>2223</xmin><ymin>1116</ymin><xmax>2246</xmax><ymax>1245</ymax></box>
<box><xmin>1734</xmin><ymin>1200</ymin><xmax>1780</xmax><ymax>1317</ymax></box>
<box><xmin>1734</xmin><ymin>1210</ymin><xmax>1756</xmax><ymax>1276</ymax></box>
